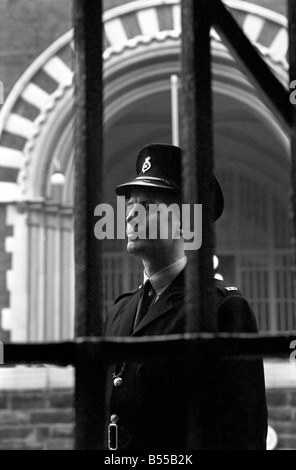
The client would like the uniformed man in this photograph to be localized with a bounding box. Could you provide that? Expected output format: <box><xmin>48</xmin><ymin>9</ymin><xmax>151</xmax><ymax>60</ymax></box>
<box><xmin>104</xmin><ymin>143</ymin><xmax>268</xmax><ymax>450</ymax></box>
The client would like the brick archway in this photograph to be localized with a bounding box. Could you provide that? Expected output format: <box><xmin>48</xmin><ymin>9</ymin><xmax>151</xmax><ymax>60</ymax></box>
<box><xmin>0</xmin><ymin>0</ymin><xmax>290</xmax><ymax>202</ymax></box>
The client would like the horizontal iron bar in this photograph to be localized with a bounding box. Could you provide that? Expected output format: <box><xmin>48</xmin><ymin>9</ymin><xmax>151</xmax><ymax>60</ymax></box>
<box><xmin>2</xmin><ymin>334</ymin><xmax>296</xmax><ymax>366</ymax></box>
<box><xmin>3</xmin><ymin>342</ymin><xmax>75</xmax><ymax>367</ymax></box>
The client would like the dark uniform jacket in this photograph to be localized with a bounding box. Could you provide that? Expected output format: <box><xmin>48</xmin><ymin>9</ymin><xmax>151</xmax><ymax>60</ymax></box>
<box><xmin>104</xmin><ymin>269</ymin><xmax>268</xmax><ymax>450</ymax></box>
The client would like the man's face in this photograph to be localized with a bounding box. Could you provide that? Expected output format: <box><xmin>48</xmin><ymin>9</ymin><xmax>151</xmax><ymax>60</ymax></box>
<box><xmin>125</xmin><ymin>187</ymin><xmax>181</xmax><ymax>257</ymax></box>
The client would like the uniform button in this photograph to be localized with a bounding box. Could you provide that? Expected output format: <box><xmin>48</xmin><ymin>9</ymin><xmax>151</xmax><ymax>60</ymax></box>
<box><xmin>113</xmin><ymin>377</ymin><xmax>123</xmax><ymax>388</ymax></box>
<box><xmin>111</xmin><ymin>414</ymin><xmax>119</xmax><ymax>424</ymax></box>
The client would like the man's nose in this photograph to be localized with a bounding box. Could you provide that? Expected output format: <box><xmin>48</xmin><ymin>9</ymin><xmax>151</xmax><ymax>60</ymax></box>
<box><xmin>126</xmin><ymin>204</ymin><xmax>137</xmax><ymax>223</ymax></box>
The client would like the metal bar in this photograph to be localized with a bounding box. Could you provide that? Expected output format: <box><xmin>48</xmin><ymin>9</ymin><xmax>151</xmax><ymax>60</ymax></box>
<box><xmin>73</xmin><ymin>0</ymin><xmax>105</xmax><ymax>450</ymax></box>
<box><xmin>3</xmin><ymin>334</ymin><xmax>296</xmax><ymax>365</ymax></box>
<box><xmin>75</xmin><ymin>341</ymin><xmax>107</xmax><ymax>450</ymax></box>
<box><xmin>181</xmin><ymin>0</ymin><xmax>216</xmax><ymax>334</ymax></box>
<box><xmin>3</xmin><ymin>342</ymin><xmax>75</xmax><ymax>366</ymax></box>
<box><xmin>288</xmin><ymin>0</ymin><xmax>296</xmax><ymax>295</ymax></box>
<box><xmin>204</xmin><ymin>0</ymin><xmax>294</xmax><ymax>134</ymax></box>
<box><xmin>102</xmin><ymin>333</ymin><xmax>296</xmax><ymax>359</ymax></box>
<box><xmin>181</xmin><ymin>0</ymin><xmax>216</xmax><ymax>449</ymax></box>
<box><xmin>100</xmin><ymin>333</ymin><xmax>296</xmax><ymax>360</ymax></box>
<box><xmin>74</xmin><ymin>1</ymin><xmax>104</xmax><ymax>338</ymax></box>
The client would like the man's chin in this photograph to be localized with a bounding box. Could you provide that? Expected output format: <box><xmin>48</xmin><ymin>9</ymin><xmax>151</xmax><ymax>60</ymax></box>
<box><xmin>127</xmin><ymin>239</ymin><xmax>146</xmax><ymax>255</ymax></box>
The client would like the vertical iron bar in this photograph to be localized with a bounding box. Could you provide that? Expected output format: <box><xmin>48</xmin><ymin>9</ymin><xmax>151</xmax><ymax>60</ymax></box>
<box><xmin>288</xmin><ymin>1</ymin><xmax>296</xmax><ymax>302</ymax></box>
<box><xmin>74</xmin><ymin>0</ymin><xmax>105</xmax><ymax>449</ymax></box>
<box><xmin>181</xmin><ymin>0</ymin><xmax>218</xmax><ymax>450</ymax></box>
<box><xmin>181</xmin><ymin>0</ymin><xmax>216</xmax><ymax>334</ymax></box>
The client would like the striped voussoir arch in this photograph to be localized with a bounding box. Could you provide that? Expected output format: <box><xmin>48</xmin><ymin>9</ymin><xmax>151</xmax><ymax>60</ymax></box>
<box><xmin>0</xmin><ymin>0</ymin><xmax>289</xmax><ymax>202</ymax></box>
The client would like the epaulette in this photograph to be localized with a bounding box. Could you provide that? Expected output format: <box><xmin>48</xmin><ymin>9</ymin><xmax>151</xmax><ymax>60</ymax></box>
<box><xmin>114</xmin><ymin>285</ymin><xmax>142</xmax><ymax>304</ymax></box>
<box><xmin>215</xmin><ymin>279</ymin><xmax>243</xmax><ymax>297</ymax></box>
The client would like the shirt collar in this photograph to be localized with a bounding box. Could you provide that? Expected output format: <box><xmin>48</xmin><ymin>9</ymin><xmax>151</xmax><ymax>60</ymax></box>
<box><xmin>143</xmin><ymin>256</ymin><xmax>187</xmax><ymax>297</ymax></box>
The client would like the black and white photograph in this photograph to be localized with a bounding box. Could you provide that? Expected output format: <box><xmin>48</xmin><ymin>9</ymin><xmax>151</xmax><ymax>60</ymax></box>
<box><xmin>0</xmin><ymin>0</ymin><xmax>295</xmax><ymax>453</ymax></box>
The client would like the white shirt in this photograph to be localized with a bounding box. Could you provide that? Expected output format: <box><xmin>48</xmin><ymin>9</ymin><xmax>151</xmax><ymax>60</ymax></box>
<box><xmin>143</xmin><ymin>256</ymin><xmax>187</xmax><ymax>301</ymax></box>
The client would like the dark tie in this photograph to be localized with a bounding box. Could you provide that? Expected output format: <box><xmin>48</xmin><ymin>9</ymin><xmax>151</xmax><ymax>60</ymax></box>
<box><xmin>133</xmin><ymin>280</ymin><xmax>155</xmax><ymax>331</ymax></box>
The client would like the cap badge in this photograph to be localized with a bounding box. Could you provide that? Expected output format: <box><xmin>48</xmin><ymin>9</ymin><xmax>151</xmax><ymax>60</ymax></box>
<box><xmin>142</xmin><ymin>156</ymin><xmax>152</xmax><ymax>174</ymax></box>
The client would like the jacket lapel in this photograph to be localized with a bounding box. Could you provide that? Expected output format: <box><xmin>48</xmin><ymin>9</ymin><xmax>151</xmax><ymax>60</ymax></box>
<box><xmin>132</xmin><ymin>270</ymin><xmax>185</xmax><ymax>335</ymax></box>
<box><xmin>119</xmin><ymin>287</ymin><xmax>142</xmax><ymax>336</ymax></box>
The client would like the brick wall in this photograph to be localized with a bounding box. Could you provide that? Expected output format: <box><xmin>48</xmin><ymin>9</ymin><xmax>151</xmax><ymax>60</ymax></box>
<box><xmin>267</xmin><ymin>390</ymin><xmax>296</xmax><ymax>450</ymax></box>
<box><xmin>0</xmin><ymin>389</ymin><xmax>74</xmax><ymax>450</ymax></box>
<box><xmin>0</xmin><ymin>387</ymin><xmax>295</xmax><ymax>450</ymax></box>
<box><xmin>0</xmin><ymin>0</ymin><xmax>72</xmax><ymax>100</ymax></box>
